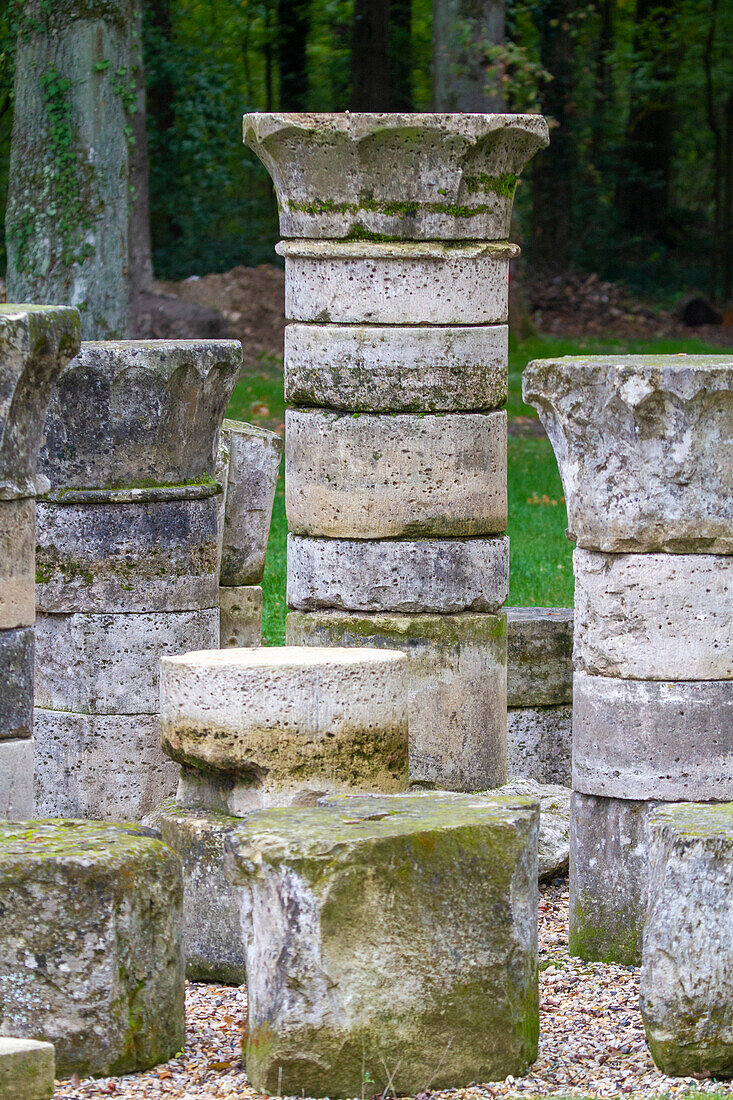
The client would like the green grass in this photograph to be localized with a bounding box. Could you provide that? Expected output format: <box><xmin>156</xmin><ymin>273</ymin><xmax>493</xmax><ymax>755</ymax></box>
<box><xmin>226</xmin><ymin>335</ymin><xmax>725</xmax><ymax>645</ymax></box>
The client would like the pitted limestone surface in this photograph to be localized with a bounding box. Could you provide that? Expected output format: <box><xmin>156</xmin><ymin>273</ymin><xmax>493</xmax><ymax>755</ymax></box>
<box><xmin>0</xmin><ymin>739</ymin><xmax>33</xmax><ymax>818</ymax></box>
<box><xmin>286</xmin><ymin>409</ymin><xmax>507</xmax><ymax>538</ymax></box>
<box><xmin>507</xmin><ymin>607</ymin><xmax>573</xmax><ymax>707</ymax></box>
<box><xmin>219</xmin><ymin>585</ymin><xmax>262</xmax><ymax>648</ymax></box>
<box><xmin>0</xmin><ymin>626</ymin><xmax>33</xmax><ymax>740</ymax></box>
<box><xmin>507</xmin><ymin>705</ymin><xmax>572</xmax><ymax>787</ymax></box>
<box><xmin>218</xmin><ymin>419</ymin><xmax>282</xmax><ymax>586</ymax></box>
<box><xmin>0</xmin><ymin>1036</ymin><xmax>55</xmax><ymax>1100</ymax></box>
<box><xmin>0</xmin><ymin>820</ymin><xmax>184</xmax><ymax>1079</ymax></box>
<box><xmin>0</xmin><ymin>498</ymin><xmax>34</xmax><ymax>629</ymax></box>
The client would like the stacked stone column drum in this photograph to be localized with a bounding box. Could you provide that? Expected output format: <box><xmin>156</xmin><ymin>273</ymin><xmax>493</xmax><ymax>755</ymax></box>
<box><xmin>0</xmin><ymin>304</ymin><xmax>81</xmax><ymax>819</ymax></box>
<box><xmin>523</xmin><ymin>354</ymin><xmax>733</xmax><ymax>964</ymax></box>
<box><xmin>33</xmin><ymin>339</ymin><xmax>242</xmax><ymax>822</ymax></box>
<box><xmin>242</xmin><ymin>111</ymin><xmax>549</xmax><ymax>790</ymax></box>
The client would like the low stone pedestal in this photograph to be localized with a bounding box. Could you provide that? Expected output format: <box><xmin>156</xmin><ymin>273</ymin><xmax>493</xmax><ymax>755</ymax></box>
<box><xmin>0</xmin><ymin>1037</ymin><xmax>54</xmax><ymax>1100</ymax></box>
<box><xmin>228</xmin><ymin>790</ymin><xmax>539</xmax><ymax>1097</ymax></box>
<box><xmin>0</xmin><ymin>820</ymin><xmax>184</xmax><ymax>1079</ymax></box>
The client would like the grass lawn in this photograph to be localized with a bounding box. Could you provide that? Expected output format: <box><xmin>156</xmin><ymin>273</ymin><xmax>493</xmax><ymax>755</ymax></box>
<box><xmin>227</xmin><ymin>332</ymin><xmax>724</xmax><ymax>645</ymax></box>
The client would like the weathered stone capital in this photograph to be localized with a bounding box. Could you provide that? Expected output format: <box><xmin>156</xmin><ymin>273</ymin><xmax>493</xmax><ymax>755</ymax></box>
<box><xmin>522</xmin><ymin>355</ymin><xmax>733</xmax><ymax>552</ymax></box>
<box><xmin>243</xmin><ymin>112</ymin><xmax>549</xmax><ymax>241</ymax></box>
<box><xmin>0</xmin><ymin>304</ymin><xmax>81</xmax><ymax>499</ymax></box>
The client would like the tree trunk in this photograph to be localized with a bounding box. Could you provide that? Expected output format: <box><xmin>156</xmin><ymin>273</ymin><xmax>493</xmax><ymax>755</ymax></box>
<box><xmin>277</xmin><ymin>0</ymin><xmax>310</xmax><ymax>111</ymax></box>
<box><xmin>128</xmin><ymin>0</ymin><xmax>153</xmax><ymax>295</ymax></box>
<box><xmin>6</xmin><ymin>0</ymin><xmax>135</xmax><ymax>339</ymax></box>
<box><xmin>723</xmin><ymin>90</ymin><xmax>733</xmax><ymax>301</ymax></box>
<box><xmin>432</xmin><ymin>0</ymin><xmax>504</xmax><ymax>111</ymax></box>
<box><xmin>389</xmin><ymin>0</ymin><xmax>413</xmax><ymax>110</ymax></box>
<box><xmin>351</xmin><ymin>0</ymin><xmax>390</xmax><ymax>110</ymax></box>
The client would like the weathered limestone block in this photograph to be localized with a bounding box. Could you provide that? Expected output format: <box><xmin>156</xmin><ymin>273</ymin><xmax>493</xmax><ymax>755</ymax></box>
<box><xmin>0</xmin><ymin>1037</ymin><xmax>54</xmax><ymax>1100</ymax></box>
<box><xmin>0</xmin><ymin>820</ymin><xmax>184</xmax><ymax>1078</ymax></box>
<box><xmin>219</xmin><ymin>585</ymin><xmax>262</xmax><ymax>648</ymax></box>
<box><xmin>641</xmin><ymin>803</ymin><xmax>733</xmax><ymax>1077</ymax></box>
<box><xmin>286</xmin><ymin>610</ymin><xmax>507</xmax><ymax>791</ymax></box>
<box><xmin>522</xmin><ymin>355</ymin><xmax>733</xmax><ymax>553</ymax></box>
<box><xmin>35</xmin><ymin>607</ymin><xmax>219</xmax><ymax>714</ymax></box>
<box><xmin>218</xmin><ymin>419</ymin><xmax>283</xmax><ymax>586</ymax></box>
<box><xmin>507</xmin><ymin>705</ymin><xmax>572</xmax><ymax>787</ymax></box>
<box><xmin>0</xmin><ymin>739</ymin><xmax>34</xmax><ymax>819</ymax></box>
<box><xmin>569</xmin><ymin>791</ymin><xmax>656</xmax><ymax>965</ymax></box>
<box><xmin>34</xmin><ymin>710</ymin><xmax>179</xmax><ymax>821</ymax></box>
<box><xmin>574</xmin><ymin>549</ymin><xmax>732</xmax><ymax>680</ymax></box>
<box><xmin>160</xmin><ymin>647</ymin><xmax>409</xmax><ymax>804</ymax></box>
<box><xmin>35</xmin><ymin>493</ymin><xmax>219</xmax><ymax>613</ymax></box>
<box><xmin>243</xmin><ymin>112</ymin><xmax>549</xmax><ymax>241</ymax></box>
<box><xmin>507</xmin><ymin>607</ymin><xmax>573</xmax><ymax>706</ymax></box>
<box><xmin>573</xmin><ymin>672</ymin><xmax>733</xmax><ymax>801</ymax></box>
<box><xmin>499</xmin><ymin>778</ymin><xmax>570</xmax><ymax>879</ymax></box>
<box><xmin>228</xmin><ymin>791</ymin><xmax>539</xmax><ymax>1096</ymax></box>
<box><xmin>279</xmin><ymin>240</ymin><xmax>517</xmax><ymax>325</ymax></box>
<box><xmin>287</xmin><ymin>534</ymin><xmax>509</xmax><ymax>613</ymax></box>
<box><xmin>286</xmin><ymin>409</ymin><xmax>507</xmax><ymax>538</ymax></box>
<box><xmin>284</xmin><ymin>323</ymin><xmax>508</xmax><ymax>412</ymax></box>
<box><xmin>0</xmin><ymin>305</ymin><xmax>80</xmax><ymax>499</ymax></box>
<box><xmin>39</xmin><ymin>340</ymin><xmax>242</xmax><ymax>490</ymax></box>
<box><xmin>0</xmin><ymin>627</ymin><xmax>33</xmax><ymax>740</ymax></box>
<box><xmin>0</xmin><ymin>499</ymin><xmax>34</xmax><ymax>629</ymax></box>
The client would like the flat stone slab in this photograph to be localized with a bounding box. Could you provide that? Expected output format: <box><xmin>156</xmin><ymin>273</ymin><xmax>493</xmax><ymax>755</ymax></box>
<box><xmin>0</xmin><ymin>498</ymin><xmax>34</xmax><ymax>629</ymax></box>
<box><xmin>507</xmin><ymin>705</ymin><xmax>572</xmax><ymax>787</ymax></box>
<box><xmin>35</xmin><ymin>607</ymin><xmax>219</xmax><ymax>714</ymax></box>
<box><xmin>279</xmin><ymin>240</ymin><xmax>517</xmax><ymax>325</ymax></box>
<box><xmin>243</xmin><ymin>112</ymin><xmax>549</xmax><ymax>240</ymax></box>
<box><xmin>36</xmin><ymin>494</ymin><xmax>219</xmax><ymax>613</ymax></box>
<box><xmin>286</xmin><ymin>409</ymin><xmax>507</xmax><ymax>538</ymax></box>
<box><xmin>284</xmin><ymin>323</ymin><xmax>508</xmax><ymax>412</ymax></box>
<box><xmin>227</xmin><ymin>790</ymin><xmax>539</xmax><ymax>1096</ymax></box>
<box><xmin>0</xmin><ymin>739</ymin><xmax>34</xmax><ymax>819</ymax></box>
<box><xmin>34</xmin><ymin>709</ymin><xmax>179</xmax><ymax>821</ymax></box>
<box><xmin>522</xmin><ymin>355</ymin><xmax>733</xmax><ymax>553</ymax></box>
<box><xmin>0</xmin><ymin>627</ymin><xmax>33</xmax><ymax>741</ymax></box>
<box><xmin>499</xmin><ymin>778</ymin><xmax>570</xmax><ymax>879</ymax></box>
<box><xmin>39</xmin><ymin>340</ymin><xmax>242</xmax><ymax>490</ymax></box>
<box><xmin>0</xmin><ymin>1037</ymin><xmax>54</xmax><ymax>1100</ymax></box>
<box><xmin>574</xmin><ymin>549</ymin><xmax>732</xmax><ymax>680</ymax></box>
<box><xmin>641</xmin><ymin>803</ymin><xmax>733</xmax><ymax>1076</ymax></box>
<box><xmin>160</xmin><ymin>647</ymin><xmax>409</xmax><ymax>799</ymax></box>
<box><xmin>569</xmin><ymin>791</ymin><xmax>657</xmax><ymax>965</ymax></box>
<box><xmin>0</xmin><ymin>820</ymin><xmax>184</xmax><ymax>1078</ymax></box>
<box><xmin>573</xmin><ymin>672</ymin><xmax>733</xmax><ymax>801</ymax></box>
<box><xmin>507</xmin><ymin>607</ymin><xmax>573</xmax><ymax>706</ymax></box>
<box><xmin>287</xmin><ymin>534</ymin><xmax>509</xmax><ymax>613</ymax></box>
<box><xmin>218</xmin><ymin>419</ymin><xmax>283</xmax><ymax>586</ymax></box>
<box><xmin>286</xmin><ymin>610</ymin><xmax>507</xmax><ymax>792</ymax></box>
<box><xmin>219</xmin><ymin>585</ymin><xmax>262</xmax><ymax>648</ymax></box>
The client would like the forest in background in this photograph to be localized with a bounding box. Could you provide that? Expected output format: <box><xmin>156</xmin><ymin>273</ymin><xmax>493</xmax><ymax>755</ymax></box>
<box><xmin>0</xmin><ymin>0</ymin><xmax>731</xmax><ymax>305</ymax></box>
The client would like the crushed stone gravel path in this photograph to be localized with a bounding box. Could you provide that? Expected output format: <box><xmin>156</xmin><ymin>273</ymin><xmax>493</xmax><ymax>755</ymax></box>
<box><xmin>53</xmin><ymin>878</ymin><xmax>733</xmax><ymax>1100</ymax></box>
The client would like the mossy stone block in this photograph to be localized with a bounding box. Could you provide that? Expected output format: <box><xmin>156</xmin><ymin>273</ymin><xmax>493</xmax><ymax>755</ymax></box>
<box><xmin>0</xmin><ymin>1036</ymin><xmax>54</xmax><ymax>1100</ymax></box>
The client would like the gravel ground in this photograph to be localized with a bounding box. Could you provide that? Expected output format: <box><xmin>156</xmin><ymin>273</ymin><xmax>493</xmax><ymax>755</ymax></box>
<box><xmin>53</xmin><ymin>878</ymin><xmax>733</xmax><ymax>1100</ymax></box>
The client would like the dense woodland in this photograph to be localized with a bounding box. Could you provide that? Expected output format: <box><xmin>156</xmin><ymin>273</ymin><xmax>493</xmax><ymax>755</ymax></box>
<box><xmin>0</xmin><ymin>0</ymin><xmax>732</xmax><ymax>304</ymax></box>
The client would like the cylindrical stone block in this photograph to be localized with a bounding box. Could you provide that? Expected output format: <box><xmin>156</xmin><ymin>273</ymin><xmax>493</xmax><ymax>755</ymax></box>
<box><xmin>0</xmin><ymin>626</ymin><xmax>33</xmax><ymax>741</ymax></box>
<box><xmin>35</xmin><ymin>608</ymin><xmax>219</xmax><ymax>714</ymax></box>
<box><xmin>0</xmin><ymin>739</ymin><xmax>34</xmax><ymax>818</ymax></box>
<box><xmin>284</xmin><ymin>323</ymin><xmax>508</xmax><ymax>412</ymax></box>
<box><xmin>0</xmin><ymin>498</ymin><xmax>35</xmax><ymax>629</ymax></box>
<box><xmin>218</xmin><ymin>418</ymin><xmax>283</xmax><ymax>586</ymax></box>
<box><xmin>572</xmin><ymin>671</ymin><xmax>733</xmax><ymax>801</ymax></box>
<box><xmin>507</xmin><ymin>705</ymin><xmax>572</xmax><ymax>787</ymax></box>
<box><xmin>219</xmin><ymin>585</ymin><xmax>262</xmax><ymax>648</ymax></box>
<box><xmin>278</xmin><ymin>240</ymin><xmax>518</xmax><ymax>325</ymax></box>
<box><xmin>286</xmin><ymin>610</ymin><xmax>507</xmax><ymax>791</ymax></box>
<box><xmin>287</xmin><ymin>534</ymin><xmax>509</xmax><ymax>613</ymax></box>
<box><xmin>286</xmin><ymin>409</ymin><xmax>507</xmax><ymax>538</ymax></box>
<box><xmin>506</xmin><ymin>607</ymin><xmax>573</xmax><ymax>707</ymax></box>
<box><xmin>35</xmin><ymin>492</ymin><xmax>219</xmax><ymax>613</ymax></box>
<box><xmin>574</xmin><ymin>549</ymin><xmax>732</xmax><ymax>680</ymax></box>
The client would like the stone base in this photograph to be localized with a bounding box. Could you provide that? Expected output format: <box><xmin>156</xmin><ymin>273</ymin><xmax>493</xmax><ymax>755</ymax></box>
<box><xmin>569</xmin><ymin>791</ymin><xmax>657</xmax><ymax>965</ymax></box>
<box><xmin>0</xmin><ymin>1037</ymin><xmax>55</xmax><ymax>1100</ymax></box>
<box><xmin>219</xmin><ymin>585</ymin><xmax>262</xmax><ymax>648</ymax></box>
<box><xmin>34</xmin><ymin>709</ymin><xmax>179</xmax><ymax>821</ymax></box>
<box><xmin>506</xmin><ymin>607</ymin><xmax>573</xmax><ymax>707</ymax></box>
<box><xmin>286</xmin><ymin>609</ymin><xmax>507</xmax><ymax>791</ymax></box>
<box><xmin>507</xmin><ymin>706</ymin><xmax>572</xmax><ymax>787</ymax></box>
<box><xmin>0</xmin><ymin>738</ymin><xmax>34</xmax><ymax>818</ymax></box>
<box><xmin>0</xmin><ymin>626</ymin><xmax>33</xmax><ymax>740</ymax></box>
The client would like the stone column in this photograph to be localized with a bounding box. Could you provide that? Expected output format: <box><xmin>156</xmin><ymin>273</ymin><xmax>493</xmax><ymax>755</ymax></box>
<box><xmin>523</xmin><ymin>354</ymin><xmax>733</xmax><ymax>963</ymax></box>
<box><xmin>33</xmin><ymin>339</ymin><xmax>242</xmax><ymax>821</ymax></box>
<box><xmin>0</xmin><ymin>305</ymin><xmax>81</xmax><ymax>818</ymax></box>
<box><xmin>244</xmin><ymin>111</ymin><xmax>548</xmax><ymax>791</ymax></box>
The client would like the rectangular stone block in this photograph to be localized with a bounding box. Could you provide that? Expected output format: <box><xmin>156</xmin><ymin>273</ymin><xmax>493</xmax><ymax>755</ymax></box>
<box><xmin>218</xmin><ymin>419</ymin><xmax>283</xmax><ymax>586</ymax></box>
<box><xmin>0</xmin><ymin>739</ymin><xmax>34</xmax><ymax>819</ymax></box>
<box><xmin>0</xmin><ymin>498</ymin><xmax>34</xmax><ymax>629</ymax></box>
<box><xmin>219</xmin><ymin>585</ymin><xmax>262</xmax><ymax>648</ymax></box>
<box><xmin>507</xmin><ymin>705</ymin><xmax>572</xmax><ymax>787</ymax></box>
<box><xmin>284</xmin><ymin>323</ymin><xmax>508</xmax><ymax>412</ymax></box>
<box><xmin>286</xmin><ymin>409</ymin><xmax>507</xmax><ymax>538</ymax></box>
<box><xmin>506</xmin><ymin>607</ymin><xmax>573</xmax><ymax>706</ymax></box>
<box><xmin>286</xmin><ymin>609</ymin><xmax>507</xmax><ymax>791</ymax></box>
<box><xmin>573</xmin><ymin>672</ymin><xmax>733</xmax><ymax>801</ymax></box>
<box><xmin>0</xmin><ymin>627</ymin><xmax>33</xmax><ymax>741</ymax></box>
<box><xmin>34</xmin><ymin>709</ymin><xmax>179</xmax><ymax>821</ymax></box>
<box><xmin>228</xmin><ymin>791</ymin><xmax>539</xmax><ymax>1096</ymax></box>
<box><xmin>35</xmin><ymin>607</ymin><xmax>219</xmax><ymax>714</ymax></box>
<box><xmin>0</xmin><ymin>1037</ymin><xmax>54</xmax><ymax>1100</ymax></box>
